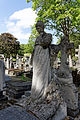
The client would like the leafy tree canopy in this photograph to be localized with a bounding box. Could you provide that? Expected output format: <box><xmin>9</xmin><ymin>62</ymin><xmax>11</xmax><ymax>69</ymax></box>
<box><xmin>0</xmin><ymin>33</ymin><xmax>20</xmax><ymax>58</ymax></box>
<box><xmin>27</xmin><ymin>0</ymin><xmax>80</xmax><ymax>37</ymax></box>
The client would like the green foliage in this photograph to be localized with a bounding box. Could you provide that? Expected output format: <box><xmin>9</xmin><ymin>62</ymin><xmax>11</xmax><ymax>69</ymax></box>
<box><xmin>27</xmin><ymin>0</ymin><xmax>80</xmax><ymax>37</ymax></box>
<box><xmin>70</xmin><ymin>32</ymin><xmax>80</xmax><ymax>49</ymax></box>
<box><xmin>21</xmin><ymin>74</ymin><xmax>31</xmax><ymax>81</ymax></box>
<box><xmin>18</xmin><ymin>44</ymin><xmax>25</xmax><ymax>56</ymax></box>
<box><xmin>19</xmin><ymin>39</ymin><xmax>35</xmax><ymax>56</ymax></box>
<box><xmin>57</xmin><ymin>51</ymin><xmax>61</xmax><ymax>59</ymax></box>
<box><xmin>24</xmin><ymin>39</ymin><xmax>35</xmax><ymax>53</ymax></box>
<box><xmin>72</xmin><ymin>56</ymin><xmax>78</xmax><ymax>62</ymax></box>
<box><xmin>0</xmin><ymin>33</ymin><xmax>20</xmax><ymax>58</ymax></box>
<box><xmin>19</xmin><ymin>41</ymin><xmax>35</xmax><ymax>56</ymax></box>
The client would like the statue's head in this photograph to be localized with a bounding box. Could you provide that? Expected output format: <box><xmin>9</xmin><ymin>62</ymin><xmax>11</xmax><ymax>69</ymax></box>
<box><xmin>35</xmin><ymin>20</ymin><xmax>44</xmax><ymax>34</ymax></box>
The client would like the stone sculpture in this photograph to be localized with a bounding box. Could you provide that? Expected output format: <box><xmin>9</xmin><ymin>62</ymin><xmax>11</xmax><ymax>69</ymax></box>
<box><xmin>56</xmin><ymin>36</ymin><xmax>79</xmax><ymax>117</ymax></box>
<box><xmin>31</xmin><ymin>21</ymin><xmax>52</xmax><ymax>100</ymax></box>
<box><xmin>28</xmin><ymin>21</ymin><xmax>67</xmax><ymax>120</ymax></box>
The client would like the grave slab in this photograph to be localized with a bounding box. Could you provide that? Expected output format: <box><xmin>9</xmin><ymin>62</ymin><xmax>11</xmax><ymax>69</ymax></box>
<box><xmin>0</xmin><ymin>105</ymin><xmax>38</xmax><ymax>120</ymax></box>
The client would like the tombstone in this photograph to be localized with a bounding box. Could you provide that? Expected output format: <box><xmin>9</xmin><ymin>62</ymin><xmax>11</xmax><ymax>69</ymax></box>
<box><xmin>18</xmin><ymin>58</ymin><xmax>22</xmax><ymax>69</ymax></box>
<box><xmin>75</xmin><ymin>45</ymin><xmax>80</xmax><ymax>70</ymax></box>
<box><xmin>0</xmin><ymin>105</ymin><xmax>38</xmax><ymax>120</ymax></box>
<box><xmin>0</xmin><ymin>60</ymin><xmax>5</xmax><ymax>97</ymax></box>
<box><xmin>6</xmin><ymin>58</ymin><xmax>9</xmax><ymax>69</ymax></box>
<box><xmin>69</xmin><ymin>54</ymin><xmax>73</xmax><ymax>68</ymax></box>
<box><xmin>78</xmin><ymin>45</ymin><xmax>80</xmax><ymax>64</ymax></box>
<box><xmin>10</xmin><ymin>55</ymin><xmax>12</xmax><ymax>69</ymax></box>
<box><xmin>56</xmin><ymin>36</ymin><xmax>79</xmax><ymax>117</ymax></box>
<box><xmin>16</xmin><ymin>54</ymin><xmax>19</xmax><ymax>69</ymax></box>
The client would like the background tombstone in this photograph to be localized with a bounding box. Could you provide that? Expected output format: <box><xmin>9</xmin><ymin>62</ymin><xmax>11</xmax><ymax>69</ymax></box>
<box><xmin>6</xmin><ymin>58</ymin><xmax>9</xmax><ymax>69</ymax></box>
<box><xmin>16</xmin><ymin>54</ymin><xmax>19</xmax><ymax>69</ymax></box>
<box><xmin>0</xmin><ymin>60</ymin><xmax>5</xmax><ymax>97</ymax></box>
<box><xmin>78</xmin><ymin>45</ymin><xmax>80</xmax><ymax>64</ymax></box>
<box><xmin>10</xmin><ymin>55</ymin><xmax>12</xmax><ymax>69</ymax></box>
<box><xmin>69</xmin><ymin>54</ymin><xmax>73</xmax><ymax>68</ymax></box>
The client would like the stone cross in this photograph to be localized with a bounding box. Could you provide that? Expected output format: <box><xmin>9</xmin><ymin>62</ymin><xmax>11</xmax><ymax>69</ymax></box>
<box><xmin>57</xmin><ymin>36</ymin><xmax>74</xmax><ymax>78</ymax></box>
<box><xmin>50</xmin><ymin>44</ymin><xmax>61</xmax><ymax>68</ymax></box>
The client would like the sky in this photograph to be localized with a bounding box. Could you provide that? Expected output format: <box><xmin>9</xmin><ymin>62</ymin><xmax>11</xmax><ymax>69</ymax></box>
<box><xmin>0</xmin><ymin>0</ymin><xmax>58</xmax><ymax>44</ymax></box>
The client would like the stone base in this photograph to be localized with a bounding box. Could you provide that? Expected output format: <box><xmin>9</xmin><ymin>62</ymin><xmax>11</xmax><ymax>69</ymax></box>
<box><xmin>6</xmin><ymin>81</ymin><xmax>32</xmax><ymax>99</ymax></box>
<box><xmin>0</xmin><ymin>105</ymin><xmax>38</xmax><ymax>120</ymax></box>
<box><xmin>26</xmin><ymin>81</ymin><xmax>67</xmax><ymax>120</ymax></box>
<box><xmin>67</xmin><ymin>108</ymin><xmax>79</xmax><ymax>117</ymax></box>
<box><xmin>57</xmin><ymin>77</ymin><xmax>78</xmax><ymax>110</ymax></box>
<box><xmin>52</xmin><ymin>102</ymin><xmax>67</xmax><ymax>120</ymax></box>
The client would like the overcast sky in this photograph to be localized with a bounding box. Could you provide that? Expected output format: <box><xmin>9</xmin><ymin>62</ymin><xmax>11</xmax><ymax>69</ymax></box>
<box><xmin>0</xmin><ymin>0</ymin><xmax>58</xmax><ymax>44</ymax></box>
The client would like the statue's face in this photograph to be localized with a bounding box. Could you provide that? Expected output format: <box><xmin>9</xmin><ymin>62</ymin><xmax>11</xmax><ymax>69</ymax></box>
<box><xmin>36</xmin><ymin>26</ymin><xmax>44</xmax><ymax>34</ymax></box>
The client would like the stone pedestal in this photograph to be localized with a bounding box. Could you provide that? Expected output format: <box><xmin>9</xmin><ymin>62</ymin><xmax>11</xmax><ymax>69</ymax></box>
<box><xmin>26</xmin><ymin>81</ymin><xmax>67</xmax><ymax>120</ymax></box>
<box><xmin>57</xmin><ymin>77</ymin><xmax>79</xmax><ymax>117</ymax></box>
<box><xmin>6</xmin><ymin>81</ymin><xmax>32</xmax><ymax>99</ymax></box>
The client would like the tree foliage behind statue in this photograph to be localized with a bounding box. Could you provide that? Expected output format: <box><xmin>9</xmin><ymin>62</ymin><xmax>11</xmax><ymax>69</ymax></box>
<box><xmin>27</xmin><ymin>0</ymin><xmax>80</xmax><ymax>39</ymax></box>
<box><xmin>0</xmin><ymin>33</ymin><xmax>20</xmax><ymax>58</ymax></box>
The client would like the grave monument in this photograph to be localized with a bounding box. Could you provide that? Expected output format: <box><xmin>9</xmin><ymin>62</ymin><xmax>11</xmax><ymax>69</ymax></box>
<box><xmin>31</xmin><ymin>20</ymin><xmax>52</xmax><ymax>100</ymax></box>
<box><xmin>0</xmin><ymin>60</ymin><xmax>5</xmax><ymax>98</ymax></box>
<box><xmin>27</xmin><ymin>21</ymin><xmax>67</xmax><ymax>120</ymax></box>
<box><xmin>56</xmin><ymin>36</ymin><xmax>79</xmax><ymax>116</ymax></box>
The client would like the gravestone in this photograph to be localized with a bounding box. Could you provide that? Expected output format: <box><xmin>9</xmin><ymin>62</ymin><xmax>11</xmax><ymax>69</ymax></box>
<box><xmin>75</xmin><ymin>45</ymin><xmax>80</xmax><ymax>71</ymax></box>
<box><xmin>56</xmin><ymin>36</ymin><xmax>79</xmax><ymax>117</ymax></box>
<box><xmin>6</xmin><ymin>80</ymin><xmax>31</xmax><ymax>99</ymax></box>
<box><xmin>78</xmin><ymin>45</ymin><xmax>80</xmax><ymax>64</ymax></box>
<box><xmin>0</xmin><ymin>105</ymin><xmax>38</xmax><ymax>120</ymax></box>
<box><xmin>69</xmin><ymin>54</ymin><xmax>73</xmax><ymax>68</ymax></box>
<box><xmin>6</xmin><ymin>58</ymin><xmax>9</xmax><ymax>69</ymax></box>
<box><xmin>0</xmin><ymin>60</ymin><xmax>8</xmax><ymax>103</ymax></box>
<box><xmin>16</xmin><ymin>54</ymin><xmax>19</xmax><ymax>69</ymax></box>
<box><xmin>10</xmin><ymin>55</ymin><xmax>12</xmax><ymax>69</ymax></box>
<box><xmin>18</xmin><ymin>58</ymin><xmax>22</xmax><ymax>69</ymax></box>
<box><xmin>0</xmin><ymin>60</ymin><xmax>5</xmax><ymax>92</ymax></box>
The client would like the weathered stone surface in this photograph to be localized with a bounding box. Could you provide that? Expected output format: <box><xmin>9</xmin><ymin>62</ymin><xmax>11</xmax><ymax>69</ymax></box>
<box><xmin>57</xmin><ymin>36</ymin><xmax>74</xmax><ymax>80</ymax></box>
<box><xmin>56</xmin><ymin>77</ymin><xmax>79</xmax><ymax>117</ymax></box>
<box><xmin>31</xmin><ymin>21</ymin><xmax>52</xmax><ymax>100</ymax></box>
<box><xmin>6</xmin><ymin>81</ymin><xmax>31</xmax><ymax>98</ymax></box>
<box><xmin>58</xmin><ymin>80</ymin><xmax>78</xmax><ymax>110</ymax></box>
<box><xmin>0</xmin><ymin>60</ymin><xmax>5</xmax><ymax>90</ymax></box>
<box><xmin>0</xmin><ymin>105</ymin><xmax>38</xmax><ymax>120</ymax></box>
<box><xmin>55</xmin><ymin>36</ymin><xmax>79</xmax><ymax>117</ymax></box>
<box><xmin>26</xmin><ymin>81</ymin><xmax>67</xmax><ymax>120</ymax></box>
